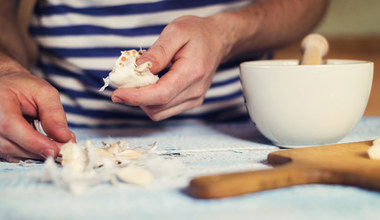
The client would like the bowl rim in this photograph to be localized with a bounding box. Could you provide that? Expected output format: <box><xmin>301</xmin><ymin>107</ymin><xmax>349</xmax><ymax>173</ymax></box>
<box><xmin>240</xmin><ymin>59</ymin><xmax>373</xmax><ymax>68</ymax></box>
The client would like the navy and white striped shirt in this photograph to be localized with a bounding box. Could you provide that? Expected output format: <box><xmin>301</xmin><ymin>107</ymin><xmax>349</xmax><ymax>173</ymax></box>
<box><xmin>29</xmin><ymin>0</ymin><xmax>263</xmax><ymax>127</ymax></box>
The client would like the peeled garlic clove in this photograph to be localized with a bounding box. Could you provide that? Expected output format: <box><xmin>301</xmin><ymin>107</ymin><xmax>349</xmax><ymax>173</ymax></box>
<box><xmin>96</xmin><ymin>148</ymin><xmax>115</xmax><ymax>158</ymax></box>
<box><xmin>94</xmin><ymin>148</ymin><xmax>116</xmax><ymax>167</ymax></box>
<box><xmin>116</xmin><ymin>166</ymin><xmax>153</xmax><ymax>185</ymax></box>
<box><xmin>60</xmin><ymin>142</ymin><xmax>88</xmax><ymax>172</ymax></box>
<box><xmin>117</xmin><ymin>149</ymin><xmax>142</xmax><ymax>159</ymax></box>
<box><xmin>368</xmin><ymin>145</ymin><xmax>380</xmax><ymax>160</ymax></box>
<box><xmin>373</xmin><ymin>137</ymin><xmax>380</xmax><ymax>146</ymax></box>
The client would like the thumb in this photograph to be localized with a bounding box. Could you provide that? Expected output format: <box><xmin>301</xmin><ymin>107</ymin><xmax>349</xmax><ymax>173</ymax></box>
<box><xmin>136</xmin><ymin>25</ymin><xmax>189</xmax><ymax>74</ymax></box>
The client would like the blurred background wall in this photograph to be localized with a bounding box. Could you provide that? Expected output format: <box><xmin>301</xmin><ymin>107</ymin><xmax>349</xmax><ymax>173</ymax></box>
<box><xmin>316</xmin><ymin>0</ymin><xmax>380</xmax><ymax>37</ymax></box>
<box><xmin>18</xmin><ymin>0</ymin><xmax>380</xmax><ymax>38</ymax></box>
<box><xmin>276</xmin><ymin>0</ymin><xmax>380</xmax><ymax>116</ymax></box>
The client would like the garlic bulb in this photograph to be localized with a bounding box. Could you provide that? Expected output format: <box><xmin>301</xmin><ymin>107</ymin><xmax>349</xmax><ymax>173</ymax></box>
<box><xmin>99</xmin><ymin>49</ymin><xmax>159</xmax><ymax>91</ymax></box>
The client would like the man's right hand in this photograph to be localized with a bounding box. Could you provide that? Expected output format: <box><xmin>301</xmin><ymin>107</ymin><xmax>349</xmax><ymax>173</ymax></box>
<box><xmin>0</xmin><ymin>59</ymin><xmax>75</xmax><ymax>162</ymax></box>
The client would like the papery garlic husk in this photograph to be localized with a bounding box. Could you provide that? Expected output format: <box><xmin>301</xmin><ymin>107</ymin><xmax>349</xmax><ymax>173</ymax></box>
<box><xmin>106</xmin><ymin>142</ymin><xmax>122</xmax><ymax>155</ymax></box>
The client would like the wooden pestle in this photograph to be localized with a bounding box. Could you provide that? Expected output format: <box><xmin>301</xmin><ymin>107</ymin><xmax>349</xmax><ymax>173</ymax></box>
<box><xmin>300</xmin><ymin>33</ymin><xmax>329</xmax><ymax>65</ymax></box>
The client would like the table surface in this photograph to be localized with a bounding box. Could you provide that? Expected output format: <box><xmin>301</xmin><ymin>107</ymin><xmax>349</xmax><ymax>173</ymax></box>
<box><xmin>1</xmin><ymin>117</ymin><xmax>380</xmax><ymax>220</ymax></box>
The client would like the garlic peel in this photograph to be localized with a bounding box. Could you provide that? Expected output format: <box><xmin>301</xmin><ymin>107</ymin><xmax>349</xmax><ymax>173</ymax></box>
<box><xmin>41</xmin><ymin>140</ymin><xmax>184</xmax><ymax>194</ymax></box>
<box><xmin>106</xmin><ymin>142</ymin><xmax>122</xmax><ymax>155</ymax></box>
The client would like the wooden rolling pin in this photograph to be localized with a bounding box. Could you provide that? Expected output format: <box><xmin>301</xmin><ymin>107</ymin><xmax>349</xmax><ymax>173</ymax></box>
<box><xmin>300</xmin><ymin>33</ymin><xmax>329</xmax><ymax>65</ymax></box>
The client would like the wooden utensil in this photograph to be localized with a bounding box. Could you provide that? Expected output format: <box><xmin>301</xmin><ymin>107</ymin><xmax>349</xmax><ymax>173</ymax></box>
<box><xmin>300</xmin><ymin>33</ymin><xmax>329</xmax><ymax>65</ymax></box>
<box><xmin>187</xmin><ymin>140</ymin><xmax>380</xmax><ymax>199</ymax></box>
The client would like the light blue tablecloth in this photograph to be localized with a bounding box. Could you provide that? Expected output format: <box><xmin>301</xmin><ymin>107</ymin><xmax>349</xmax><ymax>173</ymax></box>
<box><xmin>1</xmin><ymin>117</ymin><xmax>380</xmax><ymax>220</ymax></box>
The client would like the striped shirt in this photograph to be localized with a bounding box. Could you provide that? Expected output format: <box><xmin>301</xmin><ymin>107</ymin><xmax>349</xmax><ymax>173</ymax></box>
<box><xmin>29</xmin><ymin>0</ymin><xmax>264</xmax><ymax>127</ymax></box>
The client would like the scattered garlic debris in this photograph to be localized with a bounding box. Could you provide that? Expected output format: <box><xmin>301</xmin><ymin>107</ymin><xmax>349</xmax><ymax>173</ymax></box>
<box><xmin>367</xmin><ymin>137</ymin><xmax>380</xmax><ymax>160</ymax></box>
<box><xmin>40</xmin><ymin>140</ymin><xmax>185</xmax><ymax>194</ymax></box>
<box><xmin>99</xmin><ymin>49</ymin><xmax>159</xmax><ymax>91</ymax></box>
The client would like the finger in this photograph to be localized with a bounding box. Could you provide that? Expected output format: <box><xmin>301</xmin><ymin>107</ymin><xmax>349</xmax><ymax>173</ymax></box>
<box><xmin>141</xmin><ymin>97</ymin><xmax>204</xmax><ymax>121</ymax></box>
<box><xmin>0</xmin><ymin>97</ymin><xmax>60</xmax><ymax>159</ymax></box>
<box><xmin>3</xmin><ymin>157</ymin><xmax>22</xmax><ymax>163</ymax></box>
<box><xmin>136</xmin><ymin>23</ymin><xmax>190</xmax><ymax>73</ymax></box>
<box><xmin>139</xmin><ymin>79</ymin><xmax>207</xmax><ymax>114</ymax></box>
<box><xmin>112</xmin><ymin>58</ymin><xmax>199</xmax><ymax>106</ymax></box>
<box><xmin>34</xmin><ymin>86</ymin><xmax>73</xmax><ymax>143</ymax></box>
<box><xmin>4</xmin><ymin>116</ymin><xmax>60</xmax><ymax>158</ymax></box>
<box><xmin>0</xmin><ymin>138</ymin><xmax>43</xmax><ymax>162</ymax></box>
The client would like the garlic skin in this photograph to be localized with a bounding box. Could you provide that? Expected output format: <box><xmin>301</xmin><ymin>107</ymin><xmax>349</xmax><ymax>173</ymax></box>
<box><xmin>99</xmin><ymin>49</ymin><xmax>159</xmax><ymax>91</ymax></box>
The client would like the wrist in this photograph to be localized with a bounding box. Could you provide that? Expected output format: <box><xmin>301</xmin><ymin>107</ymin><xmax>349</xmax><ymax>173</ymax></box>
<box><xmin>208</xmin><ymin>5</ymin><xmax>264</xmax><ymax>63</ymax></box>
<box><xmin>0</xmin><ymin>53</ymin><xmax>30</xmax><ymax>76</ymax></box>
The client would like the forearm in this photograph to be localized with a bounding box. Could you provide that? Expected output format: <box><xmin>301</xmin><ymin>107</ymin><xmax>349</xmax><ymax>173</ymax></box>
<box><xmin>213</xmin><ymin>0</ymin><xmax>329</xmax><ymax>63</ymax></box>
<box><xmin>0</xmin><ymin>0</ymin><xmax>31</xmax><ymax>70</ymax></box>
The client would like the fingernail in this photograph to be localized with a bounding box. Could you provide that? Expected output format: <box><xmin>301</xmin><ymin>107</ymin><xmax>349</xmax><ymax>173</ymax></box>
<box><xmin>70</xmin><ymin>131</ymin><xmax>77</xmax><ymax>143</ymax></box>
<box><xmin>112</xmin><ymin>96</ymin><xmax>122</xmax><ymax>103</ymax></box>
<box><xmin>41</xmin><ymin>149</ymin><xmax>55</xmax><ymax>158</ymax></box>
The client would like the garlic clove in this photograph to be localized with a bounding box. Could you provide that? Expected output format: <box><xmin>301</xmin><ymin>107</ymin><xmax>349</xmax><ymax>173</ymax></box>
<box><xmin>59</xmin><ymin>142</ymin><xmax>88</xmax><ymax>172</ymax></box>
<box><xmin>368</xmin><ymin>145</ymin><xmax>380</xmax><ymax>160</ymax></box>
<box><xmin>116</xmin><ymin>166</ymin><xmax>153</xmax><ymax>185</ymax></box>
<box><xmin>94</xmin><ymin>147</ymin><xmax>116</xmax><ymax>167</ymax></box>
<box><xmin>117</xmin><ymin>149</ymin><xmax>142</xmax><ymax>160</ymax></box>
<box><xmin>373</xmin><ymin>137</ymin><xmax>380</xmax><ymax>146</ymax></box>
<box><xmin>96</xmin><ymin>147</ymin><xmax>115</xmax><ymax>158</ymax></box>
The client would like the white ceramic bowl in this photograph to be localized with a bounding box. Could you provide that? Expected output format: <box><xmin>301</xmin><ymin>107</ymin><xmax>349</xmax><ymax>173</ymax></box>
<box><xmin>240</xmin><ymin>59</ymin><xmax>373</xmax><ymax>147</ymax></box>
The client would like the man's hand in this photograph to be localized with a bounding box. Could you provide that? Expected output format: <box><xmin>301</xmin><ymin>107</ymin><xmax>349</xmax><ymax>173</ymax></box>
<box><xmin>110</xmin><ymin>0</ymin><xmax>328</xmax><ymax>122</ymax></box>
<box><xmin>111</xmin><ymin>15</ymin><xmax>230</xmax><ymax>121</ymax></box>
<box><xmin>0</xmin><ymin>63</ymin><xmax>75</xmax><ymax>162</ymax></box>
